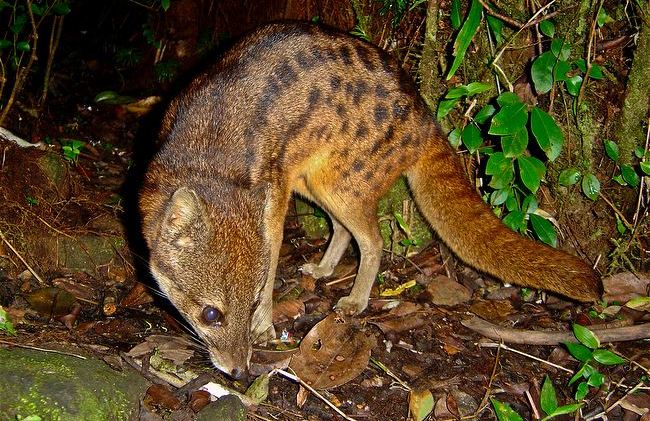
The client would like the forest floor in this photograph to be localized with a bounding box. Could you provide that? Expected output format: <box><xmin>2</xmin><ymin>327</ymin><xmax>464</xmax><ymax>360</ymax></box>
<box><xmin>0</xmin><ymin>96</ymin><xmax>648</xmax><ymax>421</ymax></box>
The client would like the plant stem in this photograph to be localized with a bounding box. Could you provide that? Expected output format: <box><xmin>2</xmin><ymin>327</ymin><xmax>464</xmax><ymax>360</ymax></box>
<box><xmin>40</xmin><ymin>15</ymin><xmax>65</xmax><ymax>105</ymax></box>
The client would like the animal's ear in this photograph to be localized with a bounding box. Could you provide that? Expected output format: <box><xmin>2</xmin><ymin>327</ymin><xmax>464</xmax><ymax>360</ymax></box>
<box><xmin>161</xmin><ymin>187</ymin><xmax>208</xmax><ymax>237</ymax></box>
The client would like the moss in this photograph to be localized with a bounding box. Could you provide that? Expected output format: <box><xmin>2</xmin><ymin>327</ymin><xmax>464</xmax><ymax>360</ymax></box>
<box><xmin>0</xmin><ymin>348</ymin><xmax>148</xmax><ymax>420</ymax></box>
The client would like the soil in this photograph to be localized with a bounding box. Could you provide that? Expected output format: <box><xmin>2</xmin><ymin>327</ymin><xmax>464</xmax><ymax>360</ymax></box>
<box><xmin>0</xmin><ymin>1</ymin><xmax>648</xmax><ymax>420</ymax></box>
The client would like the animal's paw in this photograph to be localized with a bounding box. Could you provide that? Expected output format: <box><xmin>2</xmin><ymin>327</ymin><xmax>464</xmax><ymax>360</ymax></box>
<box><xmin>335</xmin><ymin>295</ymin><xmax>367</xmax><ymax>316</ymax></box>
<box><xmin>299</xmin><ymin>262</ymin><xmax>333</xmax><ymax>279</ymax></box>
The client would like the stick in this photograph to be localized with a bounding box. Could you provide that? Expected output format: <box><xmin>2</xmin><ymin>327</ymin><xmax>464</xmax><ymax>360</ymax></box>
<box><xmin>272</xmin><ymin>369</ymin><xmax>357</xmax><ymax>421</ymax></box>
<box><xmin>462</xmin><ymin>316</ymin><xmax>650</xmax><ymax>344</ymax></box>
<box><xmin>479</xmin><ymin>342</ymin><xmax>573</xmax><ymax>373</ymax></box>
<box><xmin>0</xmin><ymin>228</ymin><xmax>45</xmax><ymax>285</ymax></box>
<box><xmin>0</xmin><ymin>339</ymin><xmax>86</xmax><ymax>359</ymax></box>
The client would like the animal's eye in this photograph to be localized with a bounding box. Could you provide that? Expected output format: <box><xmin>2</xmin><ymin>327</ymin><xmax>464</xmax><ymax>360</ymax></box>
<box><xmin>201</xmin><ymin>306</ymin><xmax>223</xmax><ymax>326</ymax></box>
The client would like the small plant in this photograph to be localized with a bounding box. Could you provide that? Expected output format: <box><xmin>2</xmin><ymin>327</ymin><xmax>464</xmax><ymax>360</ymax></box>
<box><xmin>393</xmin><ymin>211</ymin><xmax>420</xmax><ymax>254</ymax></box>
<box><xmin>60</xmin><ymin>138</ymin><xmax>85</xmax><ymax>163</ymax></box>
<box><xmin>0</xmin><ymin>306</ymin><xmax>16</xmax><ymax>335</ymax></box>
<box><xmin>564</xmin><ymin>323</ymin><xmax>626</xmax><ymax>400</ymax></box>
<box><xmin>154</xmin><ymin>59</ymin><xmax>180</xmax><ymax>83</ymax></box>
<box><xmin>443</xmin><ymin>90</ymin><xmax>563</xmax><ymax>247</ymax></box>
<box><xmin>115</xmin><ymin>47</ymin><xmax>142</xmax><ymax>68</ymax></box>
<box><xmin>25</xmin><ymin>195</ymin><xmax>38</xmax><ymax>206</ymax></box>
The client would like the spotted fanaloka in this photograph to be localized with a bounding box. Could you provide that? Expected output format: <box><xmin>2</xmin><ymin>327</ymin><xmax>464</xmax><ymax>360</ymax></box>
<box><xmin>139</xmin><ymin>22</ymin><xmax>601</xmax><ymax>378</ymax></box>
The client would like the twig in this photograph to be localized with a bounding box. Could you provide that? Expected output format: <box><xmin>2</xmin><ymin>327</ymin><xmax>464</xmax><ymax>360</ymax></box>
<box><xmin>0</xmin><ymin>228</ymin><xmax>45</xmax><ymax>285</ymax></box>
<box><xmin>371</xmin><ymin>357</ymin><xmax>411</xmax><ymax>390</ymax></box>
<box><xmin>325</xmin><ymin>273</ymin><xmax>356</xmax><ymax>286</ymax></box>
<box><xmin>462</xmin><ymin>316</ymin><xmax>650</xmax><ymax>344</ymax></box>
<box><xmin>477</xmin><ymin>0</ymin><xmax>522</xmax><ymax>28</ymax></box>
<box><xmin>479</xmin><ymin>342</ymin><xmax>573</xmax><ymax>373</ymax></box>
<box><xmin>472</xmin><ymin>338</ymin><xmax>503</xmax><ymax>419</ymax></box>
<box><xmin>632</xmin><ymin>117</ymin><xmax>650</xmax><ymax>226</ymax></box>
<box><xmin>272</xmin><ymin>369</ymin><xmax>358</xmax><ymax>421</ymax></box>
<box><xmin>584</xmin><ymin>381</ymin><xmax>645</xmax><ymax>421</ymax></box>
<box><xmin>577</xmin><ymin>0</ymin><xmax>604</xmax><ymax>106</ymax></box>
<box><xmin>0</xmin><ymin>339</ymin><xmax>86</xmax><ymax>359</ymax></box>
<box><xmin>599</xmin><ymin>191</ymin><xmax>634</xmax><ymax>231</ymax></box>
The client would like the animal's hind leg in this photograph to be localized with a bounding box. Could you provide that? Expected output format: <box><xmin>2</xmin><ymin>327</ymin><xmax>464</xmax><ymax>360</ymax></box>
<box><xmin>300</xmin><ymin>215</ymin><xmax>352</xmax><ymax>279</ymax></box>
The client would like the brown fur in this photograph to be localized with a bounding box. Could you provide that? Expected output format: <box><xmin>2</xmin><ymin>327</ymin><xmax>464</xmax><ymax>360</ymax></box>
<box><xmin>139</xmin><ymin>22</ymin><xmax>601</xmax><ymax>377</ymax></box>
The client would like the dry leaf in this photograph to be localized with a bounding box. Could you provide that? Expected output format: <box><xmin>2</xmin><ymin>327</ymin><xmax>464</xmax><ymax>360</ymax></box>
<box><xmin>426</xmin><ymin>275</ymin><xmax>472</xmax><ymax>306</ymax></box>
<box><xmin>25</xmin><ymin>287</ymin><xmax>78</xmax><ymax>317</ymax></box>
<box><xmin>289</xmin><ymin>313</ymin><xmax>374</xmax><ymax>389</ymax></box>
<box><xmin>409</xmin><ymin>389</ymin><xmax>434</xmax><ymax>421</ymax></box>
<box><xmin>603</xmin><ymin>272</ymin><xmax>650</xmax><ymax>302</ymax></box>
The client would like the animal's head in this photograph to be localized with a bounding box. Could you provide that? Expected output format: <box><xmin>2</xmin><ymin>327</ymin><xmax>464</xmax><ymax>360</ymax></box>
<box><xmin>143</xmin><ymin>185</ymin><xmax>269</xmax><ymax>378</ymax></box>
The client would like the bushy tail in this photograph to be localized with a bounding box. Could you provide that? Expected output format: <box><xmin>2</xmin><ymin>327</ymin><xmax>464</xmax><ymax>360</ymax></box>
<box><xmin>406</xmin><ymin>134</ymin><xmax>601</xmax><ymax>302</ymax></box>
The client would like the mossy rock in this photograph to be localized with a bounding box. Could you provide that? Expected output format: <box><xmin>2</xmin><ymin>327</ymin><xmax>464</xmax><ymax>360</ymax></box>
<box><xmin>0</xmin><ymin>347</ymin><xmax>149</xmax><ymax>420</ymax></box>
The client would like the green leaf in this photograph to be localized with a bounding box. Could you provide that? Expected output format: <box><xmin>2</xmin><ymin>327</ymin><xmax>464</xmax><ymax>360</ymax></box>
<box><xmin>465</xmin><ymin>81</ymin><xmax>492</xmax><ymax>96</ymax></box>
<box><xmin>548</xmin><ymin>403</ymin><xmax>583</xmax><ymax>417</ymax></box>
<box><xmin>587</xmin><ymin>371</ymin><xmax>605</xmax><ymax>387</ymax></box>
<box><xmin>52</xmin><ymin>2</ymin><xmax>72</xmax><ymax>15</ymax></box>
<box><xmin>575</xmin><ymin>58</ymin><xmax>587</xmax><ymax>73</ymax></box>
<box><xmin>615</xmin><ymin>214</ymin><xmax>626</xmax><ymax>235</ymax></box>
<box><xmin>496</xmin><ymin>92</ymin><xmax>522</xmax><ymax>106</ymax></box>
<box><xmin>486</xmin><ymin>152</ymin><xmax>509</xmax><ymax>175</ymax></box>
<box><xmin>539</xmin><ymin>20</ymin><xmax>555</xmax><ymax>37</ymax></box>
<box><xmin>530</xmin><ymin>214</ymin><xmax>557</xmax><ymax>247</ymax></box>
<box><xmin>590</xmin><ymin>63</ymin><xmax>604</xmax><ymax>79</ymax></box>
<box><xmin>641</xmin><ymin>161</ymin><xmax>650</xmax><ymax>175</ymax></box>
<box><xmin>486</xmin><ymin>15</ymin><xmax>504</xmax><ymax>44</ymax></box>
<box><xmin>450</xmin><ymin>0</ymin><xmax>461</xmax><ymax>29</ymax></box>
<box><xmin>573</xmin><ymin>324</ymin><xmax>600</xmax><ymax>349</ymax></box>
<box><xmin>31</xmin><ymin>3</ymin><xmax>44</xmax><ymax>16</ymax></box>
<box><xmin>448</xmin><ymin>128</ymin><xmax>462</xmax><ymax>149</ymax></box>
<box><xmin>446</xmin><ymin>86</ymin><xmax>469</xmax><ymax>99</ymax></box>
<box><xmin>554</xmin><ymin>60</ymin><xmax>571</xmax><ymax>81</ymax></box>
<box><xmin>531</xmin><ymin>107</ymin><xmax>564</xmax><ymax>161</ymax></box>
<box><xmin>603</xmin><ymin>139</ymin><xmax>620</xmax><ymax>161</ymax></box>
<box><xmin>489</xmin><ymin>103</ymin><xmax>528</xmax><ymax>136</ymax></box>
<box><xmin>11</xmin><ymin>14</ymin><xmax>27</xmax><ymax>34</ymax></box>
<box><xmin>437</xmin><ymin>98</ymin><xmax>459</xmax><ymax>120</ymax></box>
<box><xmin>634</xmin><ymin>147</ymin><xmax>645</xmax><ymax>158</ymax></box>
<box><xmin>490</xmin><ymin>398</ymin><xmax>524</xmax><ymax>421</ymax></box>
<box><xmin>503</xmin><ymin>210</ymin><xmax>526</xmax><ymax>233</ymax></box>
<box><xmin>0</xmin><ymin>39</ymin><xmax>11</xmax><ymax>49</ymax></box>
<box><xmin>447</xmin><ymin>0</ymin><xmax>483</xmax><ymax>80</ymax></box>
<box><xmin>462</xmin><ymin>124</ymin><xmax>483</xmax><ymax>153</ymax></box>
<box><xmin>581</xmin><ymin>173</ymin><xmax>600</xmax><ymax>200</ymax></box>
<box><xmin>540</xmin><ymin>376</ymin><xmax>558</xmax><ymax>415</ymax></box>
<box><xmin>16</xmin><ymin>41</ymin><xmax>30</xmax><ymax>52</ymax></box>
<box><xmin>564</xmin><ymin>342</ymin><xmax>593</xmax><ymax>362</ymax></box>
<box><xmin>475</xmin><ymin>104</ymin><xmax>496</xmax><ymax>124</ymax></box>
<box><xmin>522</xmin><ymin>195</ymin><xmax>538</xmax><ymax>214</ymax></box>
<box><xmin>559</xmin><ymin>168</ymin><xmax>581</xmax><ymax>186</ymax></box>
<box><xmin>597</xmin><ymin>6</ymin><xmax>613</xmax><ymax>27</ymax></box>
<box><xmin>394</xmin><ymin>211</ymin><xmax>411</xmax><ymax>236</ymax></box>
<box><xmin>531</xmin><ymin>51</ymin><xmax>556</xmax><ymax>94</ymax></box>
<box><xmin>565</xmin><ymin>75</ymin><xmax>582</xmax><ymax>96</ymax></box>
<box><xmin>612</xmin><ymin>174</ymin><xmax>627</xmax><ymax>185</ymax></box>
<box><xmin>620</xmin><ymin>164</ymin><xmax>639</xmax><ymax>187</ymax></box>
<box><xmin>569</xmin><ymin>364</ymin><xmax>588</xmax><ymax>385</ymax></box>
<box><xmin>592</xmin><ymin>349</ymin><xmax>626</xmax><ymax>366</ymax></box>
<box><xmin>161</xmin><ymin>0</ymin><xmax>171</xmax><ymax>11</ymax></box>
<box><xmin>502</xmin><ymin>128</ymin><xmax>528</xmax><ymax>158</ymax></box>
<box><xmin>575</xmin><ymin>381</ymin><xmax>589</xmax><ymax>400</ymax></box>
<box><xmin>518</xmin><ymin>156</ymin><xmax>546</xmax><ymax>193</ymax></box>
<box><xmin>551</xmin><ymin>38</ymin><xmax>571</xmax><ymax>61</ymax></box>
<box><xmin>505</xmin><ymin>194</ymin><xmax>519</xmax><ymax>212</ymax></box>
<box><xmin>491</xmin><ymin>189</ymin><xmax>510</xmax><ymax>206</ymax></box>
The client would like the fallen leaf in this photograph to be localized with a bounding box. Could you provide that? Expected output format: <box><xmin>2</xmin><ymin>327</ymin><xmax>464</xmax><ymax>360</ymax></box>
<box><xmin>144</xmin><ymin>384</ymin><xmax>182</xmax><ymax>410</ymax></box>
<box><xmin>127</xmin><ymin>335</ymin><xmax>195</xmax><ymax>365</ymax></box>
<box><xmin>289</xmin><ymin>313</ymin><xmax>374</xmax><ymax>389</ymax></box>
<box><xmin>189</xmin><ymin>390</ymin><xmax>212</xmax><ymax>413</ymax></box>
<box><xmin>249</xmin><ymin>346</ymin><xmax>297</xmax><ymax>376</ymax></box>
<box><xmin>426</xmin><ymin>276</ymin><xmax>472</xmax><ymax>306</ymax></box>
<box><xmin>380</xmin><ymin>279</ymin><xmax>417</xmax><ymax>297</ymax></box>
<box><xmin>603</xmin><ymin>272</ymin><xmax>650</xmax><ymax>303</ymax></box>
<box><xmin>409</xmin><ymin>389</ymin><xmax>434</xmax><ymax>421</ymax></box>
<box><xmin>469</xmin><ymin>300</ymin><xmax>515</xmax><ymax>322</ymax></box>
<box><xmin>120</xmin><ymin>282</ymin><xmax>154</xmax><ymax>307</ymax></box>
<box><xmin>296</xmin><ymin>385</ymin><xmax>309</xmax><ymax>408</ymax></box>
<box><xmin>25</xmin><ymin>287</ymin><xmax>78</xmax><ymax>316</ymax></box>
<box><xmin>272</xmin><ymin>298</ymin><xmax>305</xmax><ymax>323</ymax></box>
